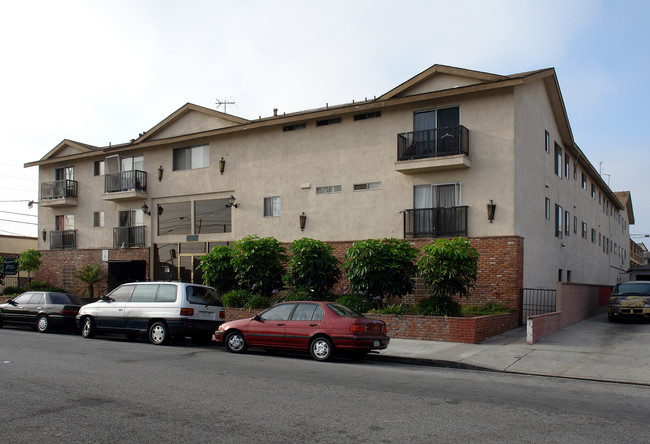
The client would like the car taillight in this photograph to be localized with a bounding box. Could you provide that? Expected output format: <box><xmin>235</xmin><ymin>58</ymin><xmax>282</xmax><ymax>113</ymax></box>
<box><xmin>60</xmin><ymin>308</ymin><xmax>78</xmax><ymax>315</ymax></box>
<box><xmin>350</xmin><ymin>324</ymin><xmax>367</xmax><ymax>333</ymax></box>
<box><xmin>180</xmin><ymin>308</ymin><xmax>194</xmax><ymax>316</ymax></box>
<box><xmin>219</xmin><ymin>310</ymin><xmax>225</xmax><ymax>319</ymax></box>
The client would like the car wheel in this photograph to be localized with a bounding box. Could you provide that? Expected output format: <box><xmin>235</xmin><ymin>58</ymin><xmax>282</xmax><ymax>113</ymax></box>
<box><xmin>36</xmin><ymin>315</ymin><xmax>50</xmax><ymax>333</ymax></box>
<box><xmin>225</xmin><ymin>331</ymin><xmax>247</xmax><ymax>353</ymax></box>
<box><xmin>148</xmin><ymin>321</ymin><xmax>170</xmax><ymax>345</ymax></box>
<box><xmin>126</xmin><ymin>332</ymin><xmax>139</xmax><ymax>341</ymax></box>
<box><xmin>81</xmin><ymin>317</ymin><xmax>96</xmax><ymax>338</ymax></box>
<box><xmin>310</xmin><ymin>336</ymin><xmax>334</xmax><ymax>362</ymax></box>
<box><xmin>608</xmin><ymin>312</ymin><xmax>617</xmax><ymax>322</ymax></box>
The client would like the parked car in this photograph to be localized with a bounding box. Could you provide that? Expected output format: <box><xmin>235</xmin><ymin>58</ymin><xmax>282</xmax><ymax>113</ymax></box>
<box><xmin>0</xmin><ymin>291</ymin><xmax>85</xmax><ymax>332</ymax></box>
<box><xmin>76</xmin><ymin>281</ymin><xmax>224</xmax><ymax>345</ymax></box>
<box><xmin>215</xmin><ymin>301</ymin><xmax>390</xmax><ymax>361</ymax></box>
<box><xmin>608</xmin><ymin>281</ymin><xmax>650</xmax><ymax>322</ymax></box>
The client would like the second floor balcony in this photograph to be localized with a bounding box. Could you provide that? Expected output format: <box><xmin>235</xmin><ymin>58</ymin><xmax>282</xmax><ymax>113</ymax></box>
<box><xmin>103</xmin><ymin>170</ymin><xmax>148</xmax><ymax>201</ymax></box>
<box><xmin>39</xmin><ymin>180</ymin><xmax>78</xmax><ymax>207</ymax></box>
<box><xmin>113</xmin><ymin>225</ymin><xmax>146</xmax><ymax>249</ymax></box>
<box><xmin>49</xmin><ymin>229</ymin><xmax>77</xmax><ymax>250</ymax></box>
<box><xmin>395</xmin><ymin>126</ymin><xmax>470</xmax><ymax>173</ymax></box>
<box><xmin>403</xmin><ymin>206</ymin><xmax>468</xmax><ymax>239</ymax></box>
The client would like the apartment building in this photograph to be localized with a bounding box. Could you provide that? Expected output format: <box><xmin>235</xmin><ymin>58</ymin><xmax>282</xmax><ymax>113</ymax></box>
<box><xmin>26</xmin><ymin>64</ymin><xmax>633</xmax><ymax>297</ymax></box>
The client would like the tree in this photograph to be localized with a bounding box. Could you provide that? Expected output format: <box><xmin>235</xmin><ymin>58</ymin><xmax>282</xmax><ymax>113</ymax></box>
<box><xmin>285</xmin><ymin>238</ymin><xmax>341</xmax><ymax>297</ymax></box>
<box><xmin>17</xmin><ymin>249</ymin><xmax>42</xmax><ymax>291</ymax></box>
<box><xmin>198</xmin><ymin>245</ymin><xmax>237</xmax><ymax>294</ymax></box>
<box><xmin>0</xmin><ymin>257</ymin><xmax>5</xmax><ymax>287</ymax></box>
<box><xmin>417</xmin><ymin>237</ymin><xmax>479</xmax><ymax>316</ymax></box>
<box><xmin>342</xmin><ymin>238</ymin><xmax>418</xmax><ymax>308</ymax></box>
<box><xmin>74</xmin><ymin>264</ymin><xmax>105</xmax><ymax>299</ymax></box>
<box><xmin>231</xmin><ymin>235</ymin><xmax>287</xmax><ymax>297</ymax></box>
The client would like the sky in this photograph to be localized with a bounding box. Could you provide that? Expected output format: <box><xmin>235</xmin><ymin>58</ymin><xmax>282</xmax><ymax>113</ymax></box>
<box><xmin>0</xmin><ymin>0</ymin><xmax>648</xmax><ymax>244</ymax></box>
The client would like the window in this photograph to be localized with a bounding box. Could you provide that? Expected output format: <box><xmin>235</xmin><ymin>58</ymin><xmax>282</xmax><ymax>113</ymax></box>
<box><xmin>545</xmin><ymin>131</ymin><xmax>550</xmax><ymax>153</ymax></box>
<box><xmin>93</xmin><ymin>211</ymin><xmax>104</xmax><ymax>228</ymax></box>
<box><xmin>573</xmin><ymin>216</ymin><xmax>577</xmax><ymax>234</ymax></box>
<box><xmin>55</xmin><ymin>166</ymin><xmax>74</xmax><ymax>181</ymax></box>
<box><xmin>599</xmin><ymin>191</ymin><xmax>602</xmax><ymax>205</ymax></box>
<box><xmin>354</xmin><ymin>111</ymin><xmax>381</xmax><ymax>121</ymax></box>
<box><xmin>260</xmin><ymin>303</ymin><xmax>296</xmax><ymax>321</ymax></box>
<box><xmin>173</xmin><ymin>145</ymin><xmax>209</xmax><ymax>171</ymax></box>
<box><xmin>599</xmin><ymin>232</ymin><xmax>601</xmax><ymax>246</ymax></box>
<box><xmin>119</xmin><ymin>208</ymin><xmax>144</xmax><ymax>228</ymax></box>
<box><xmin>545</xmin><ymin>198</ymin><xmax>551</xmax><ymax>220</ymax></box>
<box><xmin>130</xmin><ymin>285</ymin><xmax>158</xmax><ymax>303</ymax></box>
<box><xmin>264</xmin><ymin>196</ymin><xmax>281</xmax><ymax>217</ymax></box>
<box><xmin>582</xmin><ymin>222</ymin><xmax>587</xmax><ymax>239</ymax></box>
<box><xmin>283</xmin><ymin>123</ymin><xmax>306</xmax><ymax>132</ymax></box>
<box><xmin>158</xmin><ymin>202</ymin><xmax>191</xmax><ymax>235</ymax></box>
<box><xmin>591</xmin><ymin>183</ymin><xmax>596</xmax><ymax>199</ymax></box>
<box><xmin>120</xmin><ymin>155</ymin><xmax>144</xmax><ymax>172</ymax></box>
<box><xmin>558</xmin><ymin>269</ymin><xmax>563</xmax><ymax>282</ymax></box>
<box><xmin>316</xmin><ymin>185</ymin><xmax>342</xmax><ymax>194</ymax></box>
<box><xmin>564</xmin><ymin>211</ymin><xmax>570</xmax><ymax>236</ymax></box>
<box><xmin>62</xmin><ymin>268</ymin><xmax>75</xmax><ymax>287</ymax></box>
<box><xmin>414</xmin><ymin>183</ymin><xmax>460</xmax><ymax>209</ymax></box>
<box><xmin>591</xmin><ymin>228</ymin><xmax>596</xmax><ymax>243</ymax></box>
<box><xmin>573</xmin><ymin>162</ymin><xmax>577</xmax><ymax>180</ymax></box>
<box><xmin>194</xmin><ymin>198</ymin><xmax>232</xmax><ymax>233</ymax></box>
<box><xmin>94</xmin><ymin>160</ymin><xmax>105</xmax><ymax>176</ymax></box>
<box><xmin>55</xmin><ymin>214</ymin><xmax>74</xmax><ymax>230</ymax></box>
<box><xmin>354</xmin><ymin>182</ymin><xmax>381</xmax><ymax>191</ymax></box>
<box><xmin>567</xmin><ymin>270</ymin><xmax>572</xmax><ymax>283</ymax></box>
<box><xmin>581</xmin><ymin>172</ymin><xmax>587</xmax><ymax>190</ymax></box>
<box><xmin>564</xmin><ymin>153</ymin><xmax>570</xmax><ymax>178</ymax></box>
<box><xmin>554</xmin><ymin>143</ymin><xmax>562</xmax><ymax>177</ymax></box>
<box><xmin>316</xmin><ymin>118</ymin><xmax>341</xmax><ymax>126</ymax></box>
<box><xmin>107</xmin><ymin>285</ymin><xmax>134</xmax><ymax>302</ymax></box>
<box><xmin>555</xmin><ymin>205</ymin><xmax>563</xmax><ymax>238</ymax></box>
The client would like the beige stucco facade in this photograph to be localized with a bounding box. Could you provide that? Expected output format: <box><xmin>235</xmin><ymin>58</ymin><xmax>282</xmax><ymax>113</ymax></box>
<box><xmin>27</xmin><ymin>64</ymin><xmax>632</xmax><ymax>290</ymax></box>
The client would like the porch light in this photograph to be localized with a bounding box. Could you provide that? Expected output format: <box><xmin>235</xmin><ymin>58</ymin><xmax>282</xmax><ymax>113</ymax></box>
<box><xmin>157</xmin><ymin>165</ymin><xmax>164</xmax><ymax>182</ymax></box>
<box><xmin>487</xmin><ymin>200</ymin><xmax>496</xmax><ymax>223</ymax></box>
<box><xmin>141</xmin><ymin>203</ymin><xmax>151</xmax><ymax>215</ymax></box>
<box><xmin>41</xmin><ymin>229</ymin><xmax>47</xmax><ymax>241</ymax></box>
<box><xmin>299</xmin><ymin>212</ymin><xmax>307</xmax><ymax>231</ymax></box>
<box><xmin>219</xmin><ymin>157</ymin><xmax>226</xmax><ymax>175</ymax></box>
<box><xmin>226</xmin><ymin>195</ymin><xmax>238</xmax><ymax>208</ymax></box>
<box><xmin>120</xmin><ymin>242</ymin><xmax>127</xmax><ymax>252</ymax></box>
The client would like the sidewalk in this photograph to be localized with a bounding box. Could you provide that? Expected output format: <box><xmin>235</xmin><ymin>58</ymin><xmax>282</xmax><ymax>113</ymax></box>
<box><xmin>373</xmin><ymin>313</ymin><xmax>650</xmax><ymax>386</ymax></box>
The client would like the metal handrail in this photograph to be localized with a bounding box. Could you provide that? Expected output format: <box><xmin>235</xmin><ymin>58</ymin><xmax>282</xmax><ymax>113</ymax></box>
<box><xmin>397</xmin><ymin>125</ymin><xmax>469</xmax><ymax>161</ymax></box>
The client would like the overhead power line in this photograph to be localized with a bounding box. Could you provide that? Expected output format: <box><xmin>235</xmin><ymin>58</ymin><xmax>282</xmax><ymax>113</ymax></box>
<box><xmin>0</xmin><ymin>218</ymin><xmax>38</xmax><ymax>226</ymax></box>
<box><xmin>0</xmin><ymin>210</ymin><xmax>38</xmax><ymax>218</ymax></box>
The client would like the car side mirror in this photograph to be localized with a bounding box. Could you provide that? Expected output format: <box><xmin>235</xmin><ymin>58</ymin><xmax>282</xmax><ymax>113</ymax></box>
<box><xmin>253</xmin><ymin>314</ymin><xmax>261</xmax><ymax>321</ymax></box>
<box><xmin>101</xmin><ymin>295</ymin><xmax>114</xmax><ymax>302</ymax></box>
<box><xmin>7</xmin><ymin>299</ymin><xmax>16</xmax><ymax>306</ymax></box>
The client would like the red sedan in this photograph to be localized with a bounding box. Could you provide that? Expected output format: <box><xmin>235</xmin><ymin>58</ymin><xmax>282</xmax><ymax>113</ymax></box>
<box><xmin>215</xmin><ymin>301</ymin><xmax>390</xmax><ymax>361</ymax></box>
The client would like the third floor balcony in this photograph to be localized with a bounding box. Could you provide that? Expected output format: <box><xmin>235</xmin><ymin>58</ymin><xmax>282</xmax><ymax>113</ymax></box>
<box><xmin>39</xmin><ymin>180</ymin><xmax>78</xmax><ymax>207</ymax></box>
<box><xmin>103</xmin><ymin>170</ymin><xmax>148</xmax><ymax>201</ymax></box>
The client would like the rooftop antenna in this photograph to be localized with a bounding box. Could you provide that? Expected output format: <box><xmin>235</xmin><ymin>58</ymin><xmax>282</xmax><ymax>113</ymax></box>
<box><xmin>215</xmin><ymin>96</ymin><xmax>236</xmax><ymax>114</ymax></box>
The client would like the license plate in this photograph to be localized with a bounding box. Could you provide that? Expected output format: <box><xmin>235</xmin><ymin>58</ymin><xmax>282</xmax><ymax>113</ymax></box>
<box><xmin>374</xmin><ymin>340</ymin><xmax>380</xmax><ymax>347</ymax></box>
<box><xmin>199</xmin><ymin>311</ymin><xmax>216</xmax><ymax>320</ymax></box>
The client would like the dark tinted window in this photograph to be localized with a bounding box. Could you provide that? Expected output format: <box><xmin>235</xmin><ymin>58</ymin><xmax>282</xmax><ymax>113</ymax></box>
<box><xmin>130</xmin><ymin>285</ymin><xmax>158</xmax><ymax>303</ymax></box>
<box><xmin>107</xmin><ymin>285</ymin><xmax>135</xmax><ymax>302</ymax></box>
<box><xmin>260</xmin><ymin>304</ymin><xmax>295</xmax><ymax>321</ymax></box>
<box><xmin>49</xmin><ymin>293</ymin><xmax>71</xmax><ymax>304</ymax></box>
<box><xmin>614</xmin><ymin>283</ymin><xmax>650</xmax><ymax>295</ymax></box>
<box><xmin>29</xmin><ymin>293</ymin><xmax>44</xmax><ymax>305</ymax></box>
<box><xmin>185</xmin><ymin>286</ymin><xmax>222</xmax><ymax>306</ymax></box>
<box><xmin>156</xmin><ymin>285</ymin><xmax>177</xmax><ymax>302</ymax></box>
<box><xmin>328</xmin><ymin>303</ymin><xmax>363</xmax><ymax>318</ymax></box>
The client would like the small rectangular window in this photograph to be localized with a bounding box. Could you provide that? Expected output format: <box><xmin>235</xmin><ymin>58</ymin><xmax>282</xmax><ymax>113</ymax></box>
<box><xmin>94</xmin><ymin>160</ymin><xmax>105</xmax><ymax>176</ymax></box>
<box><xmin>581</xmin><ymin>172</ymin><xmax>587</xmax><ymax>190</ymax></box>
<box><xmin>264</xmin><ymin>196</ymin><xmax>281</xmax><ymax>217</ymax></box>
<box><xmin>573</xmin><ymin>216</ymin><xmax>577</xmax><ymax>234</ymax></box>
<box><xmin>558</xmin><ymin>269</ymin><xmax>563</xmax><ymax>282</ymax></box>
<box><xmin>354</xmin><ymin>111</ymin><xmax>381</xmax><ymax>121</ymax></box>
<box><xmin>567</xmin><ymin>270</ymin><xmax>572</xmax><ymax>283</ymax></box>
<box><xmin>545</xmin><ymin>131</ymin><xmax>550</xmax><ymax>153</ymax></box>
<box><xmin>564</xmin><ymin>153</ymin><xmax>570</xmax><ymax>178</ymax></box>
<box><xmin>282</xmin><ymin>123</ymin><xmax>306</xmax><ymax>132</ymax></box>
<box><xmin>582</xmin><ymin>222</ymin><xmax>587</xmax><ymax>239</ymax></box>
<box><xmin>316</xmin><ymin>118</ymin><xmax>341</xmax><ymax>127</ymax></box>
<box><xmin>93</xmin><ymin>211</ymin><xmax>104</xmax><ymax>228</ymax></box>
<box><xmin>564</xmin><ymin>211</ymin><xmax>570</xmax><ymax>236</ymax></box>
<box><xmin>354</xmin><ymin>182</ymin><xmax>381</xmax><ymax>191</ymax></box>
<box><xmin>591</xmin><ymin>183</ymin><xmax>596</xmax><ymax>199</ymax></box>
<box><xmin>555</xmin><ymin>205</ymin><xmax>563</xmax><ymax>238</ymax></box>
<box><xmin>173</xmin><ymin>145</ymin><xmax>209</xmax><ymax>171</ymax></box>
<box><xmin>554</xmin><ymin>143</ymin><xmax>562</xmax><ymax>178</ymax></box>
<box><xmin>545</xmin><ymin>198</ymin><xmax>551</xmax><ymax>220</ymax></box>
<box><xmin>591</xmin><ymin>228</ymin><xmax>596</xmax><ymax>243</ymax></box>
<box><xmin>316</xmin><ymin>185</ymin><xmax>342</xmax><ymax>194</ymax></box>
<box><xmin>573</xmin><ymin>162</ymin><xmax>577</xmax><ymax>180</ymax></box>
<box><xmin>62</xmin><ymin>267</ymin><xmax>76</xmax><ymax>287</ymax></box>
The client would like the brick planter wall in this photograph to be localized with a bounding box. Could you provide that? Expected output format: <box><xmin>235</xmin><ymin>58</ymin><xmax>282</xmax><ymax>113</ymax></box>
<box><xmin>225</xmin><ymin>308</ymin><xmax>518</xmax><ymax>344</ymax></box>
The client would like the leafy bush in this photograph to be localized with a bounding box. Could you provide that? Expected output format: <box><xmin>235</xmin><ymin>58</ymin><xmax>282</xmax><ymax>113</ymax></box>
<box><xmin>198</xmin><ymin>246</ymin><xmax>237</xmax><ymax>294</ymax></box>
<box><xmin>342</xmin><ymin>238</ymin><xmax>418</xmax><ymax>308</ymax></box>
<box><xmin>231</xmin><ymin>235</ymin><xmax>287</xmax><ymax>297</ymax></box>
<box><xmin>417</xmin><ymin>296</ymin><xmax>462</xmax><ymax>317</ymax></box>
<box><xmin>285</xmin><ymin>238</ymin><xmax>341</xmax><ymax>295</ymax></box>
<box><xmin>462</xmin><ymin>302</ymin><xmax>512</xmax><ymax>316</ymax></box>
<box><xmin>368</xmin><ymin>303</ymin><xmax>412</xmax><ymax>315</ymax></box>
<box><xmin>335</xmin><ymin>294</ymin><xmax>373</xmax><ymax>314</ymax></box>
<box><xmin>29</xmin><ymin>281</ymin><xmax>68</xmax><ymax>293</ymax></box>
<box><xmin>281</xmin><ymin>289</ymin><xmax>325</xmax><ymax>302</ymax></box>
<box><xmin>2</xmin><ymin>286</ymin><xmax>22</xmax><ymax>295</ymax></box>
<box><xmin>244</xmin><ymin>293</ymin><xmax>271</xmax><ymax>310</ymax></box>
<box><xmin>418</xmin><ymin>237</ymin><xmax>478</xmax><ymax>300</ymax></box>
<box><xmin>222</xmin><ymin>290</ymin><xmax>254</xmax><ymax>308</ymax></box>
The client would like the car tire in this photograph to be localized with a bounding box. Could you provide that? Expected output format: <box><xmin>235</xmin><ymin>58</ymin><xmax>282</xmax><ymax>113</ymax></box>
<box><xmin>36</xmin><ymin>315</ymin><xmax>50</xmax><ymax>333</ymax></box>
<box><xmin>608</xmin><ymin>312</ymin><xmax>617</xmax><ymax>322</ymax></box>
<box><xmin>310</xmin><ymin>336</ymin><xmax>334</xmax><ymax>362</ymax></box>
<box><xmin>225</xmin><ymin>331</ymin><xmax>247</xmax><ymax>353</ymax></box>
<box><xmin>81</xmin><ymin>317</ymin><xmax>96</xmax><ymax>338</ymax></box>
<box><xmin>148</xmin><ymin>321</ymin><xmax>170</xmax><ymax>345</ymax></box>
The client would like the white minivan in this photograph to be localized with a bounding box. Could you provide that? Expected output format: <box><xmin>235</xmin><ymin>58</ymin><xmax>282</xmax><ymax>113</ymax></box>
<box><xmin>77</xmin><ymin>282</ymin><xmax>225</xmax><ymax>345</ymax></box>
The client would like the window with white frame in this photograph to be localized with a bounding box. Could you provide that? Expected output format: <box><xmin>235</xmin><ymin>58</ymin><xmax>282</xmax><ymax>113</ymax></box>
<box><xmin>564</xmin><ymin>210</ymin><xmax>570</xmax><ymax>237</ymax></box>
<box><xmin>554</xmin><ymin>143</ymin><xmax>562</xmax><ymax>178</ymax></box>
<box><xmin>545</xmin><ymin>198</ymin><xmax>551</xmax><ymax>220</ymax></box>
<box><xmin>555</xmin><ymin>205</ymin><xmax>563</xmax><ymax>238</ymax></box>
<box><xmin>55</xmin><ymin>214</ymin><xmax>74</xmax><ymax>231</ymax></box>
<box><xmin>545</xmin><ymin>131</ymin><xmax>550</xmax><ymax>153</ymax></box>
<box><xmin>414</xmin><ymin>183</ymin><xmax>460</xmax><ymax>209</ymax></box>
<box><xmin>173</xmin><ymin>145</ymin><xmax>209</xmax><ymax>171</ymax></box>
<box><xmin>354</xmin><ymin>182</ymin><xmax>381</xmax><ymax>192</ymax></box>
<box><xmin>316</xmin><ymin>185</ymin><xmax>342</xmax><ymax>194</ymax></box>
<box><xmin>93</xmin><ymin>211</ymin><xmax>104</xmax><ymax>228</ymax></box>
<box><xmin>264</xmin><ymin>196</ymin><xmax>281</xmax><ymax>217</ymax></box>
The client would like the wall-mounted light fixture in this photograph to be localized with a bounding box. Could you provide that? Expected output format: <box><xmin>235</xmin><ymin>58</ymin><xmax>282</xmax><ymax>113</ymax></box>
<box><xmin>120</xmin><ymin>242</ymin><xmax>127</xmax><ymax>252</ymax></box>
<box><xmin>141</xmin><ymin>203</ymin><xmax>151</xmax><ymax>215</ymax></box>
<box><xmin>219</xmin><ymin>157</ymin><xmax>226</xmax><ymax>175</ymax></box>
<box><xmin>299</xmin><ymin>212</ymin><xmax>307</xmax><ymax>231</ymax></box>
<box><xmin>226</xmin><ymin>195</ymin><xmax>238</xmax><ymax>208</ymax></box>
<box><xmin>157</xmin><ymin>205</ymin><xmax>164</xmax><ymax>216</ymax></box>
<box><xmin>487</xmin><ymin>200</ymin><xmax>496</xmax><ymax>223</ymax></box>
<box><xmin>157</xmin><ymin>165</ymin><xmax>164</xmax><ymax>182</ymax></box>
<box><xmin>41</xmin><ymin>229</ymin><xmax>47</xmax><ymax>241</ymax></box>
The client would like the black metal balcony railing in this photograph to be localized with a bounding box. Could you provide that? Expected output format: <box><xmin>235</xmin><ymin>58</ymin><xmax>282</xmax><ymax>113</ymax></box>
<box><xmin>397</xmin><ymin>125</ymin><xmax>469</xmax><ymax>161</ymax></box>
<box><xmin>113</xmin><ymin>225</ymin><xmax>146</xmax><ymax>249</ymax></box>
<box><xmin>104</xmin><ymin>170</ymin><xmax>147</xmax><ymax>194</ymax></box>
<box><xmin>403</xmin><ymin>206</ymin><xmax>468</xmax><ymax>238</ymax></box>
<box><xmin>50</xmin><ymin>230</ymin><xmax>77</xmax><ymax>250</ymax></box>
<box><xmin>41</xmin><ymin>180</ymin><xmax>78</xmax><ymax>200</ymax></box>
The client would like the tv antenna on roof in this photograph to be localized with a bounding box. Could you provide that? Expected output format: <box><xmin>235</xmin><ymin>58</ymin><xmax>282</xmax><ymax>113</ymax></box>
<box><xmin>215</xmin><ymin>96</ymin><xmax>236</xmax><ymax>114</ymax></box>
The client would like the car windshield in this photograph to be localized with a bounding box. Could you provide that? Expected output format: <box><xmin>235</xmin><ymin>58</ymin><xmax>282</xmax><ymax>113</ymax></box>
<box><xmin>186</xmin><ymin>286</ymin><xmax>223</xmax><ymax>306</ymax></box>
<box><xmin>328</xmin><ymin>303</ymin><xmax>363</xmax><ymax>318</ymax></box>
<box><xmin>50</xmin><ymin>293</ymin><xmax>84</xmax><ymax>305</ymax></box>
<box><xmin>614</xmin><ymin>283</ymin><xmax>650</xmax><ymax>296</ymax></box>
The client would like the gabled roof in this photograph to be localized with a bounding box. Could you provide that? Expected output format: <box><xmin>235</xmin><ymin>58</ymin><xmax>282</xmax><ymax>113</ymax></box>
<box><xmin>133</xmin><ymin>102</ymin><xmax>250</xmax><ymax>144</ymax></box>
<box><xmin>614</xmin><ymin>191</ymin><xmax>635</xmax><ymax>224</ymax></box>
<box><xmin>38</xmin><ymin>139</ymin><xmax>100</xmax><ymax>162</ymax></box>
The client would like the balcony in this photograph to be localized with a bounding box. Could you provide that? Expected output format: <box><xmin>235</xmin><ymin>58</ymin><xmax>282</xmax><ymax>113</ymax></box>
<box><xmin>395</xmin><ymin>126</ymin><xmax>470</xmax><ymax>173</ymax></box>
<box><xmin>103</xmin><ymin>170</ymin><xmax>148</xmax><ymax>201</ymax></box>
<box><xmin>49</xmin><ymin>230</ymin><xmax>77</xmax><ymax>250</ymax></box>
<box><xmin>403</xmin><ymin>206</ymin><xmax>468</xmax><ymax>238</ymax></box>
<box><xmin>39</xmin><ymin>180</ymin><xmax>78</xmax><ymax>207</ymax></box>
<box><xmin>113</xmin><ymin>225</ymin><xmax>146</xmax><ymax>249</ymax></box>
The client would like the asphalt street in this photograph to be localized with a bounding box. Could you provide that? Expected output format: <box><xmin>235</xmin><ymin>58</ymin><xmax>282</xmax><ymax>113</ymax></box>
<box><xmin>1</xmin><ymin>327</ymin><xmax>649</xmax><ymax>443</ymax></box>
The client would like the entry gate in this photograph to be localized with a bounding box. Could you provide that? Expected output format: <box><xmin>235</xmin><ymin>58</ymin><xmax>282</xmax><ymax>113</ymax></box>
<box><xmin>521</xmin><ymin>288</ymin><xmax>557</xmax><ymax>324</ymax></box>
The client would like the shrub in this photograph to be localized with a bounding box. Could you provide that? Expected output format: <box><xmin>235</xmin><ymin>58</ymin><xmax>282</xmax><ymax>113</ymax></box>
<box><xmin>222</xmin><ymin>290</ymin><xmax>253</xmax><ymax>308</ymax></box>
<box><xmin>198</xmin><ymin>246</ymin><xmax>237</xmax><ymax>294</ymax></box>
<box><xmin>418</xmin><ymin>237</ymin><xmax>478</xmax><ymax>300</ymax></box>
<box><xmin>368</xmin><ymin>304</ymin><xmax>411</xmax><ymax>315</ymax></box>
<box><xmin>285</xmin><ymin>238</ymin><xmax>341</xmax><ymax>295</ymax></box>
<box><xmin>30</xmin><ymin>281</ymin><xmax>68</xmax><ymax>293</ymax></box>
<box><xmin>231</xmin><ymin>235</ymin><xmax>287</xmax><ymax>297</ymax></box>
<box><xmin>2</xmin><ymin>286</ymin><xmax>22</xmax><ymax>295</ymax></box>
<box><xmin>335</xmin><ymin>294</ymin><xmax>373</xmax><ymax>314</ymax></box>
<box><xmin>244</xmin><ymin>293</ymin><xmax>271</xmax><ymax>310</ymax></box>
<box><xmin>281</xmin><ymin>289</ymin><xmax>326</xmax><ymax>302</ymax></box>
<box><xmin>417</xmin><ymin>296</ymin><xmax>462</xmax><ymax>317</ymax></box>
<box><xmin>462</xmin><ymin>302</ymin><xmax>512</xmax><ymax>316</ymax></box>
